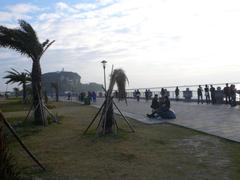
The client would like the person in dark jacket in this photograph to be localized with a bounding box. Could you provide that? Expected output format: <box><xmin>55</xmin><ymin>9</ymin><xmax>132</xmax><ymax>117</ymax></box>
<box><xmin>175</xmin><ymin>86</ymin><xmax>180</xmax><ymax>101</ymax></box>
<box><xmin>223</xmin><ymin>83</ymin><xmax>231</xmax><ymax>104</ymax></box>
<box><xmin>92</xmin><ymin>91</ymin><xmax>97</xmax><ymax>102</ymax></box>
<box><xmin>197</xmin><ymin>85</ymin><xmax>203</xmax><ymax>104</ymax></box>
<box><xmin>145</xmin><ymin>89</ymin><xmax>149</xmax><ymax>101</ymax></box>
<box><xmin>204</xmin><ymin>85</ymin><xmax>210</xmax><ymax>104</ymax></box>
<box><xmin>230</xmin><ymin>84</ymin><xmax>237</xmax><ymax>106</ymax></box>
<box><xmin>147</xmin><ymin>96</ymin><xmax>170</xmax><ymax>118</ymax></box>
<box><xmin>136</xmin><ymin>89</ymin><xmax>141</xmax><ymax>101</ymax></box>
<box><xmin>210</xmin><ymin>85</ymin><xmax>216</xmax><ymax>104</ymax></box>
<box><xmin>151</xmin><ymin>94</ymin><xmax>159</xmax><ymax>111</ymax></box>
<box><xmin>160</xmin><ymin>88</ymin><xmax>165</xmax><ymax>97</ymax></box>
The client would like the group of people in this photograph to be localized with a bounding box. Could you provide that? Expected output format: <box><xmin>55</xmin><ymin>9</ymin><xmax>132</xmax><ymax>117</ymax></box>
<box><xmin>197</xmin><ymin>85</ymin><xmax>215</xmax><ymax>104</ymax></box>
<box><xmin>144</xmin><ymin>89</ymin><xmax>153</xmax><ymax>101</ymax></box>
<box><xmin>223</xmin><ymin>83</ymin><xmax>237</xmax><ymax>106</ymax></box>
<box><xmin>134</xmin><ymin>88</ymin><xmax>166</xmax><ymax>102</ymax></box>
<box><xmin>197</xmin><ymin>83</ymin><xmax>237</xmax><ymax>106</ymax></box>
<box><xmin>78</xmin><ymin>91</ymin><xmax>97</xmax><ymax>102</ymax></box>
<box><xmin>147</xmin><ymin>94</ymin><xmax>175</xmax><ymax>119</ymax></box>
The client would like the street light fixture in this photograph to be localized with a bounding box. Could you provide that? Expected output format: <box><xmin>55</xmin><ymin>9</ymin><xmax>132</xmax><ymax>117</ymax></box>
<box><xmin>101</xmin><ymin>60</ymin><xmax>107</xmax><ymax>90</ymax></box>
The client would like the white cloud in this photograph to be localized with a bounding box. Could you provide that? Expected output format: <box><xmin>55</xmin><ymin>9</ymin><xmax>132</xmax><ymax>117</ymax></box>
<box><xmin>1</xmin><ymin>0</ymin><xmax>240</xmax><ymax>91</ymax></box>
<box><xmin>7</xmin><ymin>3</ymin><xmax>41</xmax><ymax>14</ymax></box>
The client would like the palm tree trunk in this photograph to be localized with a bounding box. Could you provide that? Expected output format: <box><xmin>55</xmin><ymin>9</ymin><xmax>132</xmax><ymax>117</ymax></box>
<box><xmin>32</xmin><ymin>60</ymin><xmax>45</xmax><ymax>125</ymax></box>
<box><xmin>105</xmin><ymin>100</ymin><xmax>113</xmax><ymax>133</ymax></box>
<box><xmin>22</xmin><ymin>82</ymin><xmax>26</xmax><ymax>103</ymax></box>
<box><xmin>102</xmin><ymin>92</ymin><xmax>114</xmax><ymax>133</ymax></box>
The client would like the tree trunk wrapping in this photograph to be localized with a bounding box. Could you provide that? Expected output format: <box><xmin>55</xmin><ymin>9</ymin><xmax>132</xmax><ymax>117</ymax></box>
<box><xmin>32</xmin><ymin>60</ymin><xmax>45</xmax><ymax>125</ymax></box>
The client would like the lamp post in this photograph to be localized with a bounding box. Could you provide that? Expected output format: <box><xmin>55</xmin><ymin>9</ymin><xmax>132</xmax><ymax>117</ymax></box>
<box><xmin>101</xmin><ymin>60</ymin><xmax>107</xmax><ymax>90</ymax></box>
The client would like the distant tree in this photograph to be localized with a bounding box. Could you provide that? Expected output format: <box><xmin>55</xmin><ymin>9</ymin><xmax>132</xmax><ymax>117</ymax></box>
<box><xmin>0</xmin><ymin>20</ymin><xmax>55</xmax><ymax>125</ymax></box>
<box><xmin>51</xmin><ymin>82</ymin><xmax>59</xmax><ymax>102</ymax></box>
<box><xmin>102</xmin><ymin>69</ymin><xmax>128</xmax><ymax>133</ymax></box>
<box><xmin>4</xmin><ymin>68</ymin><xmax>31</xmax><ymax>103</ymax></box>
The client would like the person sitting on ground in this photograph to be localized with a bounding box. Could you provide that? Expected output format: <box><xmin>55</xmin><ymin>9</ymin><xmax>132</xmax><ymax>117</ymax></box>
<box><xmin>151</xmin><ymin>94</ymin><xmax>159</xmax><ymax>111</ymax></box>
<box><xmin>147</xmin><ymin>96</ymin><xmax>175</xmax><ymax>119</ymax></box>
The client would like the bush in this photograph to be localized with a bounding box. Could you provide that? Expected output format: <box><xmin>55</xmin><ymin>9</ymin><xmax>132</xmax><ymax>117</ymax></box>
<box><xmin>0</xmin><ymin>127</ymin><xmax>20</xmax><ymax>180</ymax></box>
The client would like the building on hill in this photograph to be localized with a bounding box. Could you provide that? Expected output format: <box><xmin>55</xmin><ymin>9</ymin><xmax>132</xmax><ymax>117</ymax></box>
<box><xmin>79</xmin><ymin>82</ymin><xmax>103</xmax><ymax>92</ymax></box>
<box><xmin>42</xmin><ymin>71</ymin><xmax>102</xmax><ymax>95</ymax></box>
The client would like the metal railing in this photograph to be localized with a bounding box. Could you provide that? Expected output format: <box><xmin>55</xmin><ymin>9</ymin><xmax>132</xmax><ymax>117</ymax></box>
<box><xmin>96</xmin><ymin>82</ymin><xmax>240</xmax><ymax>102</ymax></box>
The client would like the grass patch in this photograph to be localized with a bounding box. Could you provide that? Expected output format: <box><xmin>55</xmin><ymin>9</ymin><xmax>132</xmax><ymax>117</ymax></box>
<box><xmin>1</xmin><ymin>100</ymin><xmax>240</xmax><ymax>179</ymax></box>
<box><xmin>0</xmin><ymin>98</ymin><xmax>30</xmax><ymax>112</ymax></box>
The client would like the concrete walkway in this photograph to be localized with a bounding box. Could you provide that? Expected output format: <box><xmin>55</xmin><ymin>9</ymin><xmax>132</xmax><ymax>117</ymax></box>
<box><xmin>91</xmin><ymin>98</ymin><xmax>240</xmax><ymax>142</ymax></box>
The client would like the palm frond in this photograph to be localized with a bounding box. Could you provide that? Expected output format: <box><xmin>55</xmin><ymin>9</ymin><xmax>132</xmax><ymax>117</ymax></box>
<box><xmin>0</xmin><ymin>20</ymin><xmax>54</xmax><ymax>61</ymax></box>
<box><xmin>108</xmin><ymin>68</ymin><xmax>128</xmax><ymax>100</ymax></box>
<box><xmin>0</xmin><ymin>25</ymin><xmax>34</xmax><ymax>59</ymax></box>
<box><xmin>4</xmin><ymin>68</ymin><xmax>31</xmax><ymax>85</ymax></box>
<box><xmin>42</xmin><ymin>39</ymin><xmax>49</xmax><ymax>48</ymax></box>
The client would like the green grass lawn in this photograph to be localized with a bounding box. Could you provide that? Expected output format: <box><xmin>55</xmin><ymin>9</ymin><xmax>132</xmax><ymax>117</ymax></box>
<box><xmin>1</xmin><ymin>98</ymin><xmax>240</xmax><ymax>179</ymax></box>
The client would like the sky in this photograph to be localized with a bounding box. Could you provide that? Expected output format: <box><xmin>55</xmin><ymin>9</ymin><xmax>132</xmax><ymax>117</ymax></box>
<box><xmin>1</xmin><ymin>0</ymin><xmax>240</xmax><ymax>91</ymax></box>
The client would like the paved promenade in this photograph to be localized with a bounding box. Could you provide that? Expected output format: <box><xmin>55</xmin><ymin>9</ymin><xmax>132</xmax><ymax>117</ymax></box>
<box><xmin>91</xmin><ymin>98</ymin><xmax>240</xmax><ymax>142</ymax></box>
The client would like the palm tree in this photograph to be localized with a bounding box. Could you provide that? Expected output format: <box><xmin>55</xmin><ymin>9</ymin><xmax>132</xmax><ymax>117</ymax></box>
<box><xmin>51</xmin><ymin>82</ymin><xmax>59</xmax><ymax>102</ymax></box>
<box><xmin>0</xmin><ymin>20</ymin><xmax>55</xmax><ymax>125</ymax></box>
<box><xmin>4</xmin><ymin>68</ymin><xmax>31</xmax><ymax>103</ymax></box>
<box><xmin>102</xmin><ymin>68</ymin><xmax>128</xmax><ymax>134</ymax></box>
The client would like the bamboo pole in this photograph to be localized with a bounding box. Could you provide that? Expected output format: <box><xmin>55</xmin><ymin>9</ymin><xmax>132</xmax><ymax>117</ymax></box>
<box><xmin>24</xmin><ymin>103</ymin><xmax>34</xmax><ymax>122</ymax></box>
<box><xmin>83</xmin><ymin>100</ymin><xmax>106</xmax><ymax>134</ymax></box>
<box><xmin>0</xmin><ymin>112</ymin><xmax>46</xmax><ymax>171</ymax></box>
<box><xmin>112</xmin><ymin>100</ymin><xmax>135</xmax><ymax>132</ymax></box>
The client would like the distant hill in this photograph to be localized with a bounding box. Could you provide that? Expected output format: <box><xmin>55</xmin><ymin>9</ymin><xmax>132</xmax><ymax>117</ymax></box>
<box><xmin>42</xmin><ymin>71</ymin><xmax>102</xmax><ymax>95</ymax></box>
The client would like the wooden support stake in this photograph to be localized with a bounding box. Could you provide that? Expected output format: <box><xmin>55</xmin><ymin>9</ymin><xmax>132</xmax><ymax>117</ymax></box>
<box><xmin>83</xmin><ymin>100</ymin><xmax>106</xmax><ymax>134</ymax></box>
<box><xmin>24</xmin><ymin>103</ymin><xmax>34</xmax><ymax>122</ymax></box>
<box><xmin>0</xmin><ymin>112</ymin><xmax>46</xmax><ymax>171</ymax></box>
<box><xmin>112</xmin><ymin>100</ymin><xmax>135</xmax><ymax>132</ymax></box>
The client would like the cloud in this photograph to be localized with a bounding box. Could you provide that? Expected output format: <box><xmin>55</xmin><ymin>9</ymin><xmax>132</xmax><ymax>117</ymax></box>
<box><xmin>1</xmin><ymin>0</ymin><xmax>240</xmax><ymax>91</ymax></box>
<box><xmin>7</xmin><ymin>3</ymin><xmax>41</xmax><ymax>14</ymax></box>
<box><xmin>0</xmin><ymin>3</ymin><xmax>42</xmax><ymax>24</ymax></box>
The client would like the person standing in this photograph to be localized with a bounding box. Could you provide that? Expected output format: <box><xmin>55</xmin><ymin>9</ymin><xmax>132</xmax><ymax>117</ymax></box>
<box><xmin>223</xmin><ymin>83</ymin><xmax>231</xmax><ymax>104</ymax></box>
<box><xmin>133</xmin><ymin>90</ymin><xmax>137</xmax><ymax>99</ymax></box>
<box><xmin>175</xmin><ymin>86</ymin><xmax>180</xmax><ymax>101</ymax></box>
<box><xmin>204</xmin><ymin>85</ymin><xmax>210</xmax><ymax>104</ymax></box>
<box><xmin>136</xmin><ymin>89</ymin><xmax>141</xmax><ymax>102</ymax></box>
<box><xmin>92</xmin><ymin>91</ymin><xmax>97</xmax><ymax>102</ymax></box>
<box><xmin>230</xmin><ymin>84</ymin><xmax>237</xmax><ymax>107</ymax></box>
<box><xmin>210</xmin><ymin>85</ymin><xmax>216</xmax><ymax>104</ymax></box>
<box><xmin>160</xmin><ymin>88</ymin><xmax>165</xmax><ymax>97</ymax></box>
<box><xmin>197</xmin><ymin>85</ymin><xmax>203</xmax><ymax>104</ymax></box>
<box><xmin>145</xmin><ymin>89</ymin><xmax>149</xmax><ymax>101</ymax></box>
